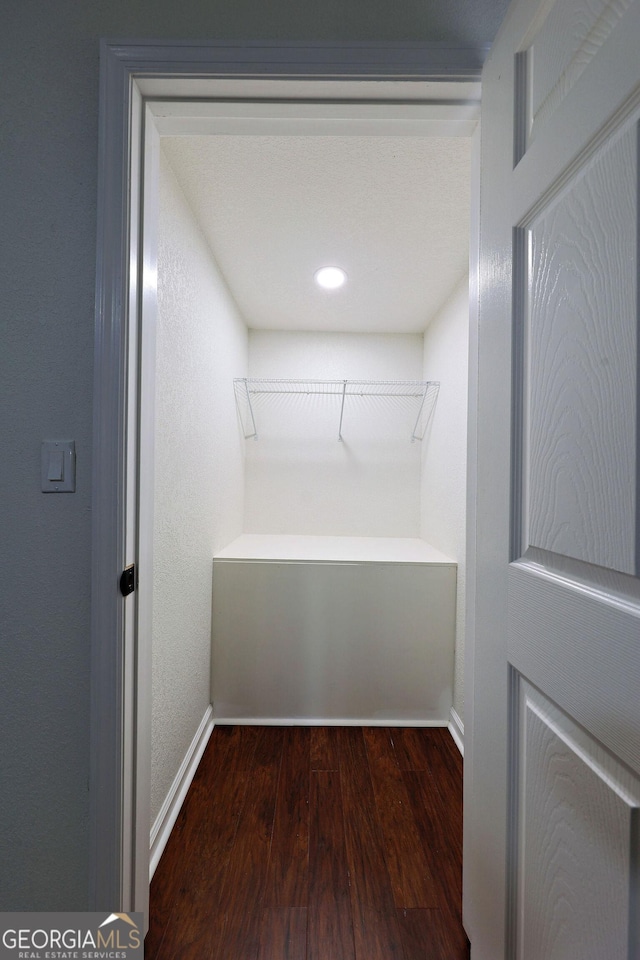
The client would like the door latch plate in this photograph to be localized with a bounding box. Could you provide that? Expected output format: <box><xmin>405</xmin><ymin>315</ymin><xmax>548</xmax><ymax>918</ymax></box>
<box><xmin>120</xmin><ymin>564</ymin><xmax>136</xmax><ymax>597</ymax></box>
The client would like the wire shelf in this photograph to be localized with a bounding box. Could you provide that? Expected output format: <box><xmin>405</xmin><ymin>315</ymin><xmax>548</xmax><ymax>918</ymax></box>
<box><xmin>233</xmin><ymin>378</ymin><xmax>439</xmax><ymax>441</ymax></box>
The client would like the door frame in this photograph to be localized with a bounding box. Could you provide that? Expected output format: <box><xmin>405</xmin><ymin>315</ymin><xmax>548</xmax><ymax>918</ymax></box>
<box><xmin>90</xmin><ymin>38</ymin><xmax>484</xmax><ymax>916</ymax></box>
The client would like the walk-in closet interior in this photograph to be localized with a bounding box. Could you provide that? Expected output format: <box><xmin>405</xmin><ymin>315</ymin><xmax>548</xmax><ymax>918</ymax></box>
<box><xmin>150</xmin><ymin>129</ymin><xmax>472</xmax><ymax>845</ymax></box>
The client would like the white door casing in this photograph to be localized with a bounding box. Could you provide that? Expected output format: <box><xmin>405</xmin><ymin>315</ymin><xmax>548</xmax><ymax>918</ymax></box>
<box><xmin>466</xmin><ymin>2</ymin><xmax>640</xmax><ymax>958</ymax></box>
<box><xmin>92</xmin><ymin>41</ymin><xmax>483</xmax><ymax>926</ymax></box>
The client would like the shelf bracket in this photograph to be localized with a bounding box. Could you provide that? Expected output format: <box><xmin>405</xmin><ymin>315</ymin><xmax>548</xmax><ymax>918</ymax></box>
<box><xmin>411</xmin><ymin>385</ymin><xmax>429</xmax><ymax>442</ymax></box>
<box><xmin>242</xmin><ymin>378</ymin><xmax>258</xmax><ymax>440</ymax></box>
<box><xmin>411</xmin><ymin>382</ymin><xmax>438</xmax><ymax>441</ymax></box>
<box><xmin>338</xmin><ymin>380</ymin><xmax>347</xmax><ymax>441</ymax></box>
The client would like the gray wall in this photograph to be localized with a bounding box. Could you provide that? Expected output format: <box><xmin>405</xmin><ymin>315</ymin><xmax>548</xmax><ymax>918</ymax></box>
<box><xmin>0</xmin><ymin>0</ymin><xmax>507</xmax><ymax>911</ymax></box>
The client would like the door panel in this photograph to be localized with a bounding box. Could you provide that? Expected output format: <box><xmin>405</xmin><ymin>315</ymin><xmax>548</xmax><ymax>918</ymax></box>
<box><xmin>518</xmin><ymin>0</ymin><xmax>633</xmax><ymax>151</ymax></box>
<box><xmin>515</xmin><ymin>679</ymin><xmax>640</xmax><ymax>960</ymax></box>
<box><xmin>468</xmin><ymin>0</ymin><xmax>640</xmax><ymax>957</ymax></box>
<box><xmin>524</xmin><ymin>122</ymin><xmax>637</xmax><ymax>574</ymax></box>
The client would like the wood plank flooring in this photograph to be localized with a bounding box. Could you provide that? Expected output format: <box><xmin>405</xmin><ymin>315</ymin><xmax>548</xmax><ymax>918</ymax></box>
<box><xmin>146</xmin><ymin>726</ymin><xmax>468</xmax><ymax>960</ymax></box>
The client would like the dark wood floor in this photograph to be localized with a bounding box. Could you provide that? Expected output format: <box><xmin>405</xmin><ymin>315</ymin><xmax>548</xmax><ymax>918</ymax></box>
<box><xmin>146</xmin><ymin>725</ymin><xmax>468</xmax><ymax>960</ymax></box>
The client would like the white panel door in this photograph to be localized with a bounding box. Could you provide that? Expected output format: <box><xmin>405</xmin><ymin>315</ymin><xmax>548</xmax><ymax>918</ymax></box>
<box><xmin>466</xmin><ymin>1</ymin><xmax>640</xmax><ymax>958</ymax></box>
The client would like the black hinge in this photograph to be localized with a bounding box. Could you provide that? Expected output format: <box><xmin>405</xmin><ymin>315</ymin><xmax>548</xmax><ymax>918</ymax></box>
<box><xmin>120</xmin><ymin>563</ymin><xmax>136</xmax><ymax>597</ymax></box>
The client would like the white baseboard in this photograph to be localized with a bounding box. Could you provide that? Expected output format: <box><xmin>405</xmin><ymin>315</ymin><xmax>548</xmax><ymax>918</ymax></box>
<box><xmin>213</xmin><ymin>716</ymin><xmax>450</xmax><ymax>727</ymax></box>
<box><xmin>149</xmin><ymin>705</ymin><xmax>214</xmax><ymax>880</ymax></box>
<box><xmin>448</xmin><ymin>707</ymin><xmax>464</xmax><ymax>756</ymax></box>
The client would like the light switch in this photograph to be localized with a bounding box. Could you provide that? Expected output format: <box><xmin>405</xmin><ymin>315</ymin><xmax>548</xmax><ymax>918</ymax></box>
<box><xmin>47</xmin><ymin>449</ymin><xmax>64</xmax><ymax>482</ymax></box>
<box><xmin>42</xmin><ymin>440</ymin><xmax>76</xmax><ymax>493</ymax></box>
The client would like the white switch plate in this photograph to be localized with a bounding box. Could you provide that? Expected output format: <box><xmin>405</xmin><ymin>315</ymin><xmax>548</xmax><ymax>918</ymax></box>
<box><xmin>41</xmin><ymin>440</ymin><xmax>76</xmax><ymax>492</ymax></box>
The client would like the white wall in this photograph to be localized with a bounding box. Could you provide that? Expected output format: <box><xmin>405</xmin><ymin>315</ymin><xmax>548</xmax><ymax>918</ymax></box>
<box><xmin>152</xmin><ymin>151</ymin><xmax>247</xmax><ymax>826</ymax></box>
<box><xmin>421</xmin><ymin>276</ymin><xmax>469</xmax><ymax>722</ymax></box>
<box><xmin>243</xmin><ymin>331</ymin><xmax>424</xmax><ymax>536</ymax></box>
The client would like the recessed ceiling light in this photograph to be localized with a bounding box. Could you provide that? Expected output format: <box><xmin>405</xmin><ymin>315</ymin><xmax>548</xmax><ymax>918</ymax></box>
<box><xmin>314</xmin><ymin>266</ymin><xmax>347</xmax><ymax>290</ymax></box>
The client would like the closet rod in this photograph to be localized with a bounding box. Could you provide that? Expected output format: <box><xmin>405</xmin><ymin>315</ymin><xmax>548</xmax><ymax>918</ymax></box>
<box><xmin>236</xmin><ymin>378</ymin><xmax>430</xmax><ymax>396</ymax></box>
<box><xmin>234</xmin><ymin>378</ymin><xmax>439</xmax><ymax>441</ymax></box>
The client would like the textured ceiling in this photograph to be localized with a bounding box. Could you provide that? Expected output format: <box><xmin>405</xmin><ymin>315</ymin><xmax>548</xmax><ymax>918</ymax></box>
<box><xmin>162</xmin><ymin>133</ymin><xmax>472</xmax><ymax>334</ymax></box>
